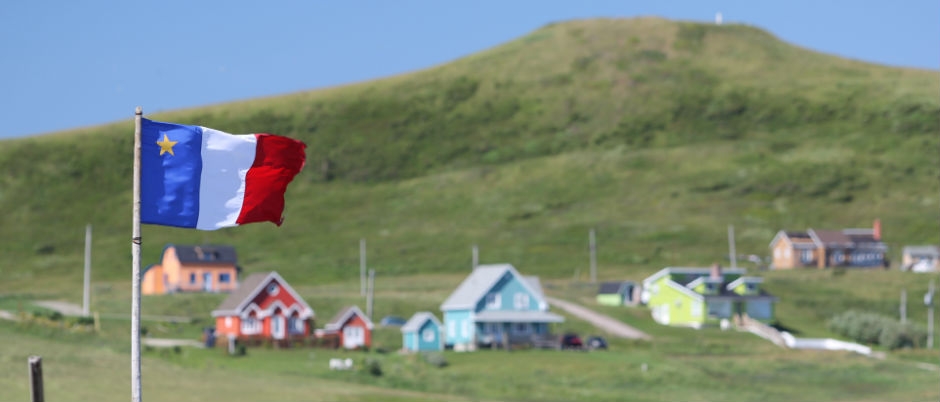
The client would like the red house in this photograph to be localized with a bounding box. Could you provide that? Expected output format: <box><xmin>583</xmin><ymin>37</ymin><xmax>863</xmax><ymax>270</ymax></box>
<box><xmin>317</xmin><ymin>305</ymin><xmax>374</xmax><ymax>349</ymax></box>
<box><xmin>211</xmin><ymin>271</ymin><xmax>314</xmax><ymax>346</ymax></box>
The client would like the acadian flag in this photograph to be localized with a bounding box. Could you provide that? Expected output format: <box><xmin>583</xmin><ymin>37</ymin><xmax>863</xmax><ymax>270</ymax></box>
<box><xmin>140</xmin><ymin>118</ymin><xmax>306</xmax><ymax>230</ymax></box>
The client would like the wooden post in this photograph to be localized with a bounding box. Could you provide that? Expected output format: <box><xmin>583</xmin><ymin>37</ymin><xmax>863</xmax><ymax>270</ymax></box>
<box><xmin>28</xmin><ymin>355</ymin><xmax>43</xmax><ymax>402</ymax></box>
<box><xmin>131</xmin><ymin>106</ymin><xmax>143</xmax><ymax>402</ymax></box>
<box><xmin>83</xmin><ymin>224</ymin><xmax>92</xmax><ymax>317</ymax></box>
<box><xmin>360</xmin><ymin>238</ymin><xmax>366</xmax><ymax>296</ymax></box>
<box><xmin>589</xmin><ymin>229</ymin><xmax>597</xmax><ymax>283</ymax></box>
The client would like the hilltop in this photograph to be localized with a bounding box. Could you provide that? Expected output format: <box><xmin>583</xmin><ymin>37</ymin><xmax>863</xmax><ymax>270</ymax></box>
<box><xmin>0</xmin><ymin>17</ymin><xmax>937</xmax><ymax>294</ymax></box>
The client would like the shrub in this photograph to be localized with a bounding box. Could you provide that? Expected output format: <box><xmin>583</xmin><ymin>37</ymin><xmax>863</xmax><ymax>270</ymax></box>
<box><xmin>829</xmin><ymin>310</ymin><xmax>928</xmax><ymax>349</ymax></box>
<box><xmin>361</xmin><ymin>357</ymin><xmax>383</xmax><ymax>377</ymax></box>
<box><xmin>422</xmin><ymin>352</ymin><xmax>448</xmax><ymax>368</ymax></box>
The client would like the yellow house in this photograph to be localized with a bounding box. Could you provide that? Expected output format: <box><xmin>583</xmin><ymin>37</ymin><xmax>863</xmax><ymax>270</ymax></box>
<box><xmin>142</xmin><ymin>244</ymin><xmax>240</xmax><ymax>295</ymax></box>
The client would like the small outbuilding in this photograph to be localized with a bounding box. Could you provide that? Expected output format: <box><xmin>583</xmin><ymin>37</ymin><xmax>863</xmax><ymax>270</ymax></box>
<box><xmin>317</xmin><ymin>305</ymin><xmax>373</xmax><ymax>350</ymax></box>
<box><xmin>596</xmin><ymin>281</ymin><xmax>640</xmax><ymax>306</ymax></box>
<box><xmin>401</xmin><ymin>312</ymin><xmax>443</xmax><ymax>352</ymax></box>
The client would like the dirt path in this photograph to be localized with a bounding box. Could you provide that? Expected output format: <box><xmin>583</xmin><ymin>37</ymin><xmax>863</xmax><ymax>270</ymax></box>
<box><xmin>142</xmin><ymin>338</ymin><xmax>205</xmax><ymax>348</ymax></box>
<box><xmin>546</xmin><ymin>296</ymin><xmax>651</xmax><ymax>340</ymax></box>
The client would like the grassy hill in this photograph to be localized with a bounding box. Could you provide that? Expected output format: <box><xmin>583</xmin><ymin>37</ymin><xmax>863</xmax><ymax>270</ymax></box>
<box><xmin>0</xmin><ymin>17</ymin><xmax>937</xmax><ymax>322</ymax></box>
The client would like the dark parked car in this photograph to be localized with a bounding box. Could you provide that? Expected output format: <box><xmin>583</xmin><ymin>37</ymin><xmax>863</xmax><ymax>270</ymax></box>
<box><xmin>586</xmin><ymin>335</ymin><xmax>608</xmax><ymax>350</ymax></box>
<box><xmin>379</xmin><ymin>315</ymin><xmax>407</xmax><ymax>327</ymax></box>
<box><xmin>560</xmin><ymin>333</ymin><xmax>583</xmax><ymax>349</ymax></box>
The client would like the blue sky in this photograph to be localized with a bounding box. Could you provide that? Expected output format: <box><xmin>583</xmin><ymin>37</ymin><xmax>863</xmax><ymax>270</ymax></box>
<box><xmin>1</xmin><ymin>0</ymin><xmax>937</xmax><ymax>139</ymax></box>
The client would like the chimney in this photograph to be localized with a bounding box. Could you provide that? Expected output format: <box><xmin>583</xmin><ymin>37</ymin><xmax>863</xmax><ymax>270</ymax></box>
<box><xmin>873</xmin><ymin>219</ymin><xmax>881</xmax><ymax>241</ymax></box>
<box><xmin>710</xmin><ymin>262</ymin><xmax>722</xmax><ymax>279</ymax></box>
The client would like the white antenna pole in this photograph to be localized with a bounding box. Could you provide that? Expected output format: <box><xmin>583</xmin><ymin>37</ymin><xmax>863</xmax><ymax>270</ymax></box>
<box><xmin>366</xmin><ymin>269</ymin><xmax>375</xmax><ymax>320</ymax></box>
<box><xmin>900</xmin><ymin>289</ymin><xmax>907</xmax><ymax>324</ymax></box>
<box><xmin>589</xmin><ymin>229</ymin><xmax>597</xmax><ymax>283</ymax></box>
<box><xmin>360</xmin><ymin>238</ymin><xmax>366</xmax><ymax>296</ymax></box>
<box><xmin>728</xmin><ymin>225</ymin><xmax>737</xmax><ymax>269</ymax></box>
<box><xmin>472</xmin><ymin>245</ymin><xmax>479</xmax><ymax>270</ymax></box>
<box><xmin>83</xmin><ymin>224</ymin><xmax>92</xmax><ymax>317</ymax></box>
<box><xmin>928</xmin><ymin>279</ymin><xmax>935</xmax><ymax>349</ymax></box>
<box><xmin>131</xmin><ymin>106</ymin><xmax>143</xmax><ymax>402</ymax></box>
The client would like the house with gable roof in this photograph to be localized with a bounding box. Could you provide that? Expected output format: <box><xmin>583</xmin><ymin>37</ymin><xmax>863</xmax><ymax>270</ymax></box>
<box><xmin>440</xmin><ymin>263</ymin><xmax>564</xmax><ymax>351</ymax></box>
<box><xmin>641</xmin><ymin>264</ymin><xmax>776</xmax><ymax>328</ymax></box>
<box><xmin>211</xmin><ymin>271</ymin><xmax>314</xmax><ymax>346</ymax></box>
<box><xmin>902</xmin><ymin>245</ymin><xmax>940</xmax><ymax>272</ymax></box>
<box><xmin>142</xmin><ymin>244</ymin><xmax>240</xmax><ymax>295</ymax></box>
<box><xmin>769</xmin><ymin>220</ymin><xmax>888</xmax><ymax>269</ymax></box>
<box><xmin>317</xmin><ymin>305</ymin><xmax>374</xmax><ymax>350</ymax></box>
<box><xmin>401</xmin><ymin>312</ymin><xmax>443</xmax><ymax>352</ymax></box>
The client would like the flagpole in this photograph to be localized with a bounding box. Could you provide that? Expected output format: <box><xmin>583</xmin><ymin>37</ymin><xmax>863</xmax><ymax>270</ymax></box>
<box><xmin>131</xmin><ymin>106</ymin><xmax>143</xmax><ymax>402</ymax></box>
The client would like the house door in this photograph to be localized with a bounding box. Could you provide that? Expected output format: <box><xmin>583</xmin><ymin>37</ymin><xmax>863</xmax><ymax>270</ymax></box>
<box><xmin>661</xmin><ymin>305</ymin><xmax>670</xmax><ymax>325</ymax></box>
<box><xmin>343</xmin><ymin>326</ymin><xmax>364</xmax><ymax>348</ymax></box>
<box><xmin>271</xmin><ymin>315</ymin><xmax>285</xmax><ymax>340</ymax></box>
<box><xmin>203</xmin><ymin>273</ymin><xmax>212</xmax><ymax>292</ymax></box>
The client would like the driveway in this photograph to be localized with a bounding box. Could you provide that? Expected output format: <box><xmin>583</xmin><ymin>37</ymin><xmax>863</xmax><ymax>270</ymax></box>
<box><xmin>546</xmin><ymin>297</ymin><xmax>651</xmax><ymax>340</ymax></box>
<box><xmin>35</xmin><ymin>300</ymin><xmax>84</xmax><ymax>316</ymax></box>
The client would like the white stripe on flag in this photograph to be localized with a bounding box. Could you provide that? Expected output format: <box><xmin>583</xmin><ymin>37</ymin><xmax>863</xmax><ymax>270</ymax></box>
<box><xmin>196</xmin><ymin>127</ymin><xmax>258</xmax><ymax>230</ymax></box>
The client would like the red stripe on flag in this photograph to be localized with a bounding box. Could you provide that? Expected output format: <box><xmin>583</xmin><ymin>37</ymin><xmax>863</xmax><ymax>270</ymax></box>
<box><xmin>236</xmin><ymin>134</ymin><xmax>307</xmax><ymax>226</ymax></box>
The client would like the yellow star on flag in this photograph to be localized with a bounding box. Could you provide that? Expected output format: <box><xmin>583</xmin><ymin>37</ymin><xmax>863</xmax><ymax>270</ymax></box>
<box><xmin>156</xmin><ymin>134</ymin><xmax>178</xmax><ymax>156</ymax></box>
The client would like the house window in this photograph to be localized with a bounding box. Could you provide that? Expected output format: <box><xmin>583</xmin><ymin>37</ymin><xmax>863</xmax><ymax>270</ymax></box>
<box><xmin>513</xmin><ymin>323</ymin><xmax>530</xmax><ymax>334</ymax></box>
<box><xmin>800</xmin><ymin>249</ymin><xmax>813</xmax><ymax>264</ymax></box>
<box><xmin>461</xmin><ymin>320</ymin><xmax>469</xmax><ymax>337</ymax></box>
<box><xmin>513</xmin><ymin>293</ymin><xmax>530</xmax><ymax>309</ymax></box>
<box><xmin>691</xmin><ymin>302</ymin><xmax>702</xmax><ymax>317</ymax></box>
<box><xmin>746</xmin><ymin>283</ymin><xmax>757</xmax><ymax>293</ymax></box>
<box><xmin>189</xmin><ymin>273</ymin><xmax>197</xmax><ymax>284</ymax></box>
<box><xmin>219</xmin><ymin>273</ymin><xmax>231</xmax><ymax>283</ymax></box>
<box><xmin>485</xmin><ymin>293</ymin><xmax>501</xmax><ymax>309</ymax></box>
<box><xmin>267</xmin><ymin>283</ymin><xmax>280</xmax><ymax>296</ymax></box>
<box><xmin>705</xmin><ymin>283</ymin><xmax>716</xmax><ymax>292</ymax></box>
<box><xmin>784</xmin><ymin>249</ymin><xmax>791</xmax><ymax>258</ymax></box>
<box><xmin>224</xmin><ymin>317</ymin><xmax>232</xmax><ymax>328</ymax></box>
<box><xmin>288</xmin><ymin>317</ymin><xmax>305</xmax><ymax>334</ymax></box>
<box><xmin>422</xmin><ymin>328</ymin><xmax>436</xmax><ymax>342</ymax></box>
<box><xmin>241</xmin><ymin>317</ymin><xmax>261</xmax><ymax>334</ymax></box>
<box><xmin>832</xmin><ymin>250</ymin><xmax>845</xmax><ymax>264</ymax></box>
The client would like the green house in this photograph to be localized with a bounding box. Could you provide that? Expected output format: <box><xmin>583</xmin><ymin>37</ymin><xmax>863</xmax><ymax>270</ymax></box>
<box><xmin>596</xmin><ymin>281</ymin><xmax>639</xmax><ymax>306</ymax></box>
<box><xmin>640</xmin><ymin>265</ymin><xmax>776</xmax><ymax>328</ymax></box>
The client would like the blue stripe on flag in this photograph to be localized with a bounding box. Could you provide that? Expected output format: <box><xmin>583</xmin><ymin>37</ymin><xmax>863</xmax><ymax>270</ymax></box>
<box><xmin>140</xmin><ymin>119</ymin><xmax>204</xmax><ymax>229</ymax></box>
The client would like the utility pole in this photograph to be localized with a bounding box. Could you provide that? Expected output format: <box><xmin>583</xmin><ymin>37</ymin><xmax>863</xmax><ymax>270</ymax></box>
<box><xmin>472</xmin><ymin>245</ymin><xmax>479</xmax><ymax>270</ymax></box>
<box><xmin>924</xmin><ymin>280</ymin><xmax>934</xmax><ymax>347</ymax></box>
<box><xmin>589</xmin><ymin>228</ymin><xmax>597</xmax><ymax>283</ymax></box>
<box><xmin>900</xmin><ymin>288</ymin><xmax>907</xmax><ymax>324</ymax></box>
<box><xmin>366</xmin><ymin>269</ymin><xmax>375</xmax><ymax>320</ymax></box>
<box><xmin>728</xmin><ymin>225</ymin><xmax>737</xmax><ymax>269</ymax></box>
<box><xmin>83</xmin><ymin>224</ymin><xmax>92</xmax><ymax>317</ymax></box>
<box><xmin>360</xmin><ymin>238</ymin><xmax>366</xmax><ymax>297</ymax></box>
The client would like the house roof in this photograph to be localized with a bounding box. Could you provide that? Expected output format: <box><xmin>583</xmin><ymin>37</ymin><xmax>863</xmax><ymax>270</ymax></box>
<box><xmin>904</xmin><ymin>245</ymin><xmax>940</xmax><ymax>257</ymax></box>
<box><xmin>440</xmin><ymin>263</ymin><xmax>546</xmax><ymax>310</ymax></box>
<box><xmin>642</xmin><ymin>266</ymin><xmax>747</xmax><ymax>287</ymax></box>
<box><xmin>473</xmin><ymin>310</ymin><xmax>565</xmax><ymax>323</ymax></box>
<box><xmin>808</xmin><ymin>229</ymin><xmax>853</xmax><ymax>246</ymax></box>
<box><xmin>400</xmin><ymin>311</ymin><xmax>441</xmax><ymax>333</ymax></box>
<box><xmin>210</xmin><ymin>271</ymin><xmax>314</xmax><ymax>318</ymax></box>
<box><xmin>598</xmin><ymin>281</ymin><xmax>626</xmax><ymax>294</ymax></box>
<box><xmin>170</xmin><ymin>244</ymin><xmax>238</xmax><ymax>264</ymax></box>
<box><xmin>725</xmin><ymin>276</ymin><xmax>764</xmax><ymax>291</ymax></box>
<box><xmin>324</xmin><ymin>305</ymin><xmax>374</xmax><ymax>330</ymax></box>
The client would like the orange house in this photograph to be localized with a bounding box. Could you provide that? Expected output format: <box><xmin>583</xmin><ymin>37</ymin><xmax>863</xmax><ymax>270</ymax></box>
<box><xmin>317</xmin><ymin>305</ymin><xmax>373</xmax><ymax>350</ymax></box>
<box><xmin>770</xmin><ymin>220</ymin><xmax>888</xmax><ymax>269</ymax></box>
<box><xmin>142</xmin><ymin>244</ymin><xmax>240</xmax><ymax>295</ymax></box>
<box><xmin>211</xmin><ymin>271</ymin><xmax>315</xmax><ymax>345</ymax></box>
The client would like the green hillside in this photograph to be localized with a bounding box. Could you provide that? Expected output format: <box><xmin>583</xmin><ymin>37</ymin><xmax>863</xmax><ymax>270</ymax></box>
<box><xmin>0</xmin><ymin>17</ymin><xmax>937</xmax><ymax>295</ymax></box>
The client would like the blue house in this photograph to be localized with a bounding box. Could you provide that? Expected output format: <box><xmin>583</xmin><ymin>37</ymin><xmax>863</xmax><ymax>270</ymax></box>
<box><xmin>401</xmin><ymin>312</ymin><xmax>443</xmax><ymax>352</ymax></box>
<box><xmin>440</xmin><ymin>263</ymin><xmax>564</xmax><ymax>351</ymax></box>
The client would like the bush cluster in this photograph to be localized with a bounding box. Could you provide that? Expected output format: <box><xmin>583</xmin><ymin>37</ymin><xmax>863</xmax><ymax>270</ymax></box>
<box><xmin>828</xmin><ymin>310</ymin><xmax>927</xmax><ymax>350</ymax></box>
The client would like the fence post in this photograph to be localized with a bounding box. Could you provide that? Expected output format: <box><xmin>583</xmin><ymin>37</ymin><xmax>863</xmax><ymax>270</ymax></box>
<box><xmin>28</xmin><ymin>355</ymin><xmax>43</xmax><ymax>402</ymax></box>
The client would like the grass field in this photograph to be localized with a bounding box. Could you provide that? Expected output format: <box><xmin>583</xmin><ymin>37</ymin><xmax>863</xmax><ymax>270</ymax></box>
<box><xmin>3</xmin><ymin>273</ymin><xmax>940</xmax><ymax>402</ymax></box>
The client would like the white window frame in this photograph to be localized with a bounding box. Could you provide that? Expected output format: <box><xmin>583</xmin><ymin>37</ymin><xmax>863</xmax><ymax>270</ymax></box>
<box><xmin>240</xmin><ymin>316</ymin><xmax>261</xmax><ymax>335</ymax></box>
<box><xmin>422</xmin><ymin>328</ymin><xmax>436</xmax><ymax>342</ymax></box>
<box><xmin>485</xmin><ymin>293</ymin><xmax>501</xmax><ymax>309</ymax></box>
<box><xmin>288</xmin><ymin>317</ymin><xmax>305</xmax><ymax>334</ymax></box>
<box><xmin>513</xmin><ymin>293</ymin><xmax>530</xmax><ymax>309</ymax></box>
